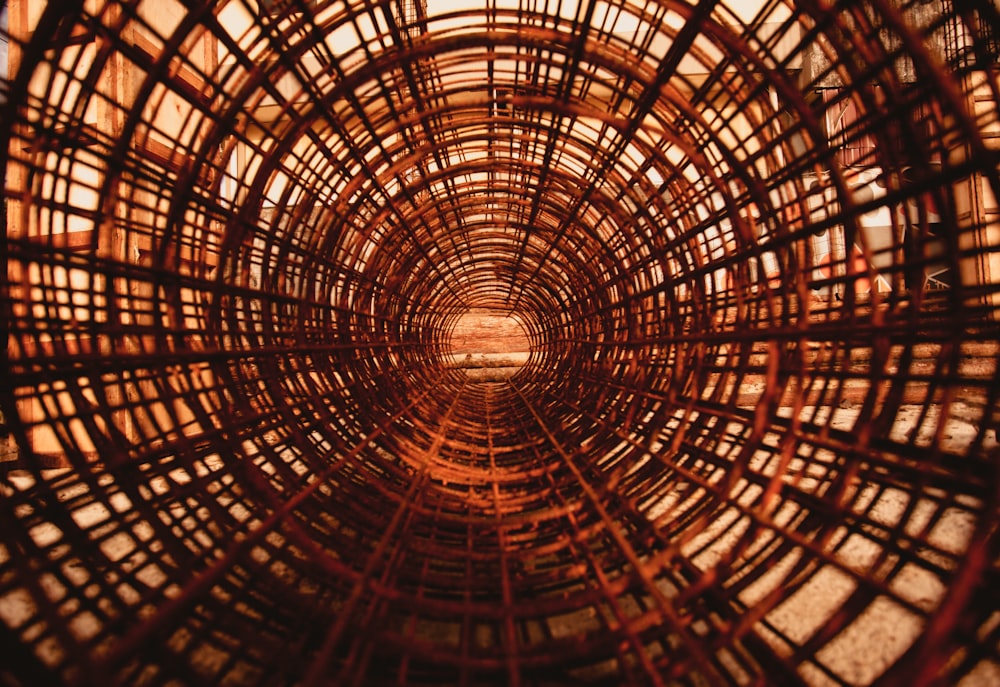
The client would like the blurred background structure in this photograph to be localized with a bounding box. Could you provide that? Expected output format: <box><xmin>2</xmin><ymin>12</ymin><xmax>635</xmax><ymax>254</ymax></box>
<box><xmin>1</xmin><ymin>0</ymin><xmax>999</xmax><ymax>684</ymax></box>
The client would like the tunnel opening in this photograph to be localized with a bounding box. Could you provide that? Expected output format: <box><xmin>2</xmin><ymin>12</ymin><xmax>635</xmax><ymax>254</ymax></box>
<box><xmin>1</xmin><ymin>1</ymin><xmax>1000</xmax><ymax>686</ymax></box>
<box><xmin>446</xmin><ymin>308</ymin><xmax>532</xmax><ymax>380</ymax></box>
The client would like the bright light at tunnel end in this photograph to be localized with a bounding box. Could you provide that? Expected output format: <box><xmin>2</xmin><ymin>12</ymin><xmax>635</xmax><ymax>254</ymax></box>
<box><xmin>446</xmin><ymin>309</ymin><xmax>532</xmax><ymax>380</ymax></box>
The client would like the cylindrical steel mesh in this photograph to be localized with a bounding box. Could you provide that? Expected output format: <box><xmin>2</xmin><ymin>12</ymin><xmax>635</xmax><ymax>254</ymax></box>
<box><xmin>2</xmin><ymin>0</ymin><xmax>999</xmax><ymax>685</ymax></box>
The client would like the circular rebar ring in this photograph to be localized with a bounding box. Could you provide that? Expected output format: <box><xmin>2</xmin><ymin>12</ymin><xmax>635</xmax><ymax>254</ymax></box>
<box><xmin>1</xmin><ymin>1</ymin><xmax>999</xmax><ymax>685</ymax></box>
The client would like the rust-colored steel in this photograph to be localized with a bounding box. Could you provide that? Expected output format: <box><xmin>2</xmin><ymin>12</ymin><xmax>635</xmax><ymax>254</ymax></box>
<box><xmin>2</xmin><ymin>0</ymin><xmax>1000</xmax><ymax>685</ymax></box>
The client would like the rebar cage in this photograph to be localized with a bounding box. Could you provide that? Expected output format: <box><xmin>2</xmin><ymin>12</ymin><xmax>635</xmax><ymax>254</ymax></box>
<box><xmin>2</xmin><ymin>0</ymin><xmax>999</xmax><ymax>685</ymax></box>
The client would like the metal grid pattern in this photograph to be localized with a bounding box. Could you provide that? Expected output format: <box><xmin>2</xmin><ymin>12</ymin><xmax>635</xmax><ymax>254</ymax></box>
<box><xmin>1</xmin><ymin>0</ymin><xmax>999</xmax><ymax>684</ymax></box>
